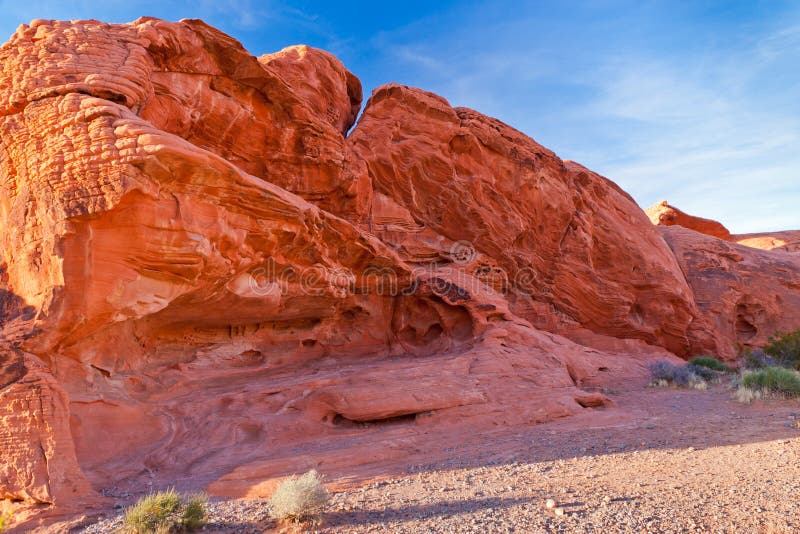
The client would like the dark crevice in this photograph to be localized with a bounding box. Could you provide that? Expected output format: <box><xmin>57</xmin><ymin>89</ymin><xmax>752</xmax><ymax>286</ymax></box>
<box><xmin>90</xmin><ymin>364</ymin><xmax>112</xmax><ymax>378</ymax></box>
<box><xmin>735</xmin><ymin>315</ymin><xmax>758</xmax><ymax>341</ymax></box>
<box><xmin>344</xmin><ymin>95</ymin><xmax>367</xmax><ymax>139</ymax></box>
<box><xmin>575</xmin><ymin>395</ymin><xmax>608</xmax><ymax>408</ymax></box>
<box><xmin>329</xmin><ymin>412</ymin><xmax>421</xmax><ymax>428</ymax></box>
<box><xmin>565</xmin><ymin>364</ymin><xmax>579</xmax><ymax>386</ymax></box>
<box><xmin>0</xmin><ymin>350</ymin><xmax>26</xmax><ymax>390</ymax></box>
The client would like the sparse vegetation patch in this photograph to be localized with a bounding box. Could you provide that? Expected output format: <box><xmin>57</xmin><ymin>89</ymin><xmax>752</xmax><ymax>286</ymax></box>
<box><xmin>743</xmin><ymin>348</ymin><xmax>776</xmax><ymax>369</ymax></box>
<box><xmin>269</xmin><ymin>469</ymin><xmax>330</xmax><ymax>524</ymax></box>
<box><xmin>688</xmin><ymin>356</ymin><xmax>730</xmax><ymax>373</ymax></box>
<box><xmin>123</xmin><ymin>489</ymin><xmax>207</xmax><ymax>534</ymax></box>
<box><xmin>762</xmin><ymin>329</ymin><xmax>800</xmax><ymax>370</ymax></box>
<box><xmin>649</xmin><ymin>360</ymin><xmax>707</xmax><ymax>389</ymax></box>
<box><xmin>742</xmin><ymin>367</ymin><xmax>800</xmax><ymax>398</ymax></box>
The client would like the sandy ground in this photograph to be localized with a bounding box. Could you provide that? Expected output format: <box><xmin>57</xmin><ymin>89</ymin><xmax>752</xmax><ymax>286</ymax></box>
<box><xmin>47</xmin><ymin>377</ymin><xmax>800</xmax><ymax>532</ymax></box>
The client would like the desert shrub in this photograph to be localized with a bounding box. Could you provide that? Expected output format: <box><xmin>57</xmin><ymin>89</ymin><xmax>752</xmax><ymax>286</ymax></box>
<box><xmin>742</xmin><ymin>367</ymin><xmax>800</xmax><ymax>397</ymax></box>
<box><xmin>649</xmin><ymin>360</ymin><xmax>683</xmax><ymax>383</ymax></box>
<box><xmin>688</xmin><ymin>356</ymin><xmax>730</xmax><ymax>373</ymax></box>
<box><xmin>762</xmin><ymin>329</ymin><xmax>800</xmax><ymax>369</ymax></box>
<box><xmin>649</xmin><ymin>360</ymin><xmax>707</xmax><ymax>389</ymax></box>
<box><xmin>270</xmin><ymin>470</ymin><xmax>329</xmax><ymax>523</ymax></box>
<box><xmin>179</xmin><ymin>495</ymin><xmax>206</xmax><ymax>532</ymax></box>
<box><xmin>686</xmin><ymin>363</ymin><xmax>716</xmax><ymax>382</ymax></box>
<box><xmin>123</xmin><ymin>489</ymin><xmax>207</xmax><ymax>534</ymax></box>
<box><xmin>744</xmin><ymin>348</ymin><xmax>776</xmax><ymax>369</ymax></box>
<box><xmin>734</xmin><ymin>385</ymin><xmax>763</xmax><ymax>405</ymax></box>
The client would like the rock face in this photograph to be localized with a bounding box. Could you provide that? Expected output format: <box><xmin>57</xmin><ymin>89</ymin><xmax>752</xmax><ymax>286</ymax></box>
<box><xmin>646</xmin><ymin>200</ymin><xmax>732</xmax><ymax>240</ymax></box>
<box><xmin>259</xmin><ymin>45</ymin><xmax>363</xmax><ymax>136</ymax></box>
<box><xmin>643</xmin><ymin>201</ymin><xmax>800</xmax><ymax>358</ymax></box>
<box><xmin>0</xmin><ymin>17</ymin><xmax>798</xmax><ymax>522</ymax></box>
<box><xmin>0</xmin><ymin>350</ymin><xmax>92</xmax><ymax>504</ymax></box>
<box><xmin>659</xmin><ymin>226</ymin><xmax>800</xmax><ymax>358</ymax></box>
<box><xmin>733</xmin><ymin>230</ymin><xmax>800</xmax><ymax>254</ymax></box>
<box><xmin>349</xmin><ymin>86</ymin><xmax>699</xmax><ymax>355</ymax></box>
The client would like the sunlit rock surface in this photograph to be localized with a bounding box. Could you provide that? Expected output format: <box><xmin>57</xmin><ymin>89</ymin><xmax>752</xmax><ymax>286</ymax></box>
<box><xmin>0</xmin><ymin>18</ymin><xmax>797</xmax><ymax>524</ymax></box>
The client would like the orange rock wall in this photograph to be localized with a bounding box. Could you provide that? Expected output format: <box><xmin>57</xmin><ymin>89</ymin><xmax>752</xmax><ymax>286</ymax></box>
<box><xmin>349</xmin><ymin>85</ymin><xmax>700</xmax><ymax>354</ymax></box>
<box><xmin>660</xmin><ymin>226</ymin><xmax>800</xmax><ymax>358</ymax></box>
<box><xmin>0</xmin><ymin>17</ymin><xmax>798</xmax><ymax>519</ymax></box>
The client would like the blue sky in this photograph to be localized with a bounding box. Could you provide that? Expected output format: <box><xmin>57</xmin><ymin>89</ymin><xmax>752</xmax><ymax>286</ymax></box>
<box><xmin>2</xmin><ymin>1</ymin><xmax>799</xmax><ymax>233</ymax></box>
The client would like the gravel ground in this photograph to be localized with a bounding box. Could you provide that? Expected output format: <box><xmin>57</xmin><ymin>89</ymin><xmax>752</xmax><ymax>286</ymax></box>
<box><xmin>76</xmin><ymin>380</ymin><xmax>800</xmax><ymax>533</ymax></box>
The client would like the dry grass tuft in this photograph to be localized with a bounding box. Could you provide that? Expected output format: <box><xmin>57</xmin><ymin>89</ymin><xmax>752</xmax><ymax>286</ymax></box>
<box><xmin>742</xmin><ymin>367</ymin><xmax>800</xmax><ymax>397</ymax></box>
<box><xmin>123</xmin><ymin>489</ymin><xmax>207</xmax><ymax>533</ymax></box>
<box><xmin>269</xmin><ymin>470</ymin><xmax>330</xmax><ymax>524</ymax></box>
<box><xmin>734</xmin><ymin>385</ymin><xmax>763</xmax><ymax>405</ymax></box>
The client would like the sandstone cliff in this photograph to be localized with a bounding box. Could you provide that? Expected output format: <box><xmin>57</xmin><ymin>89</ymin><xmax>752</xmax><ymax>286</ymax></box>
<box><xmin>644</xmin><ymin>200</ymin><xmax>800</xmax><ymax>356</ymax></box>
<box><xmin>0</xmin><ymin>17</ymin><xmax>797</xmax><ymax>524</ymax></box>
<box><xmin>658</xmin><ymin>226</ymin><xmax>800</xmax><ymax>357</ymax></box>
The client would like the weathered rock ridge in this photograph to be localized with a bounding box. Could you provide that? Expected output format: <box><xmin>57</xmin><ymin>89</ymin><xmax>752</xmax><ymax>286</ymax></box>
<box><xmin>349</xmin><ymin>87</ymin><xmax>699</xmax><ymax>356</ymax></box>
<box><xmin>733</xmin><ymin>230</ymin><xmax>800</xmax><ymax>254</ymax></box>
<box><xmin>646</xmin><ymin>200</ymin><xmax>732</xmax><ymax>240</ymax></box>
<box><xmin>644</xmin><ymin>200</ymin><xmax>800</xmax><ymax>356</ymax></box>
<box><xmin>0</xmin><ymin>17</ymin><xmax>798</xmax><ymax>526</ymax></box>
<box><xmin>658</xmin><ymin>226</ymin><xmax>800</xmax><ymax>357</ymax></box>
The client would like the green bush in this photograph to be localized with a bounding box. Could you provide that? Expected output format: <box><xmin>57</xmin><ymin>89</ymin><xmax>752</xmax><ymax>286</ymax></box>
<box><xmin>123</xmin><ymin>489</ymin><xmax>207</xmax><ymax>534</ymax></box>
<box><xmin>762</xmin><ymin>329</ymin><xmax>800</xmax><ymax>369</ymax></box>
<box><xmin>688</xmin><ymin>356</ymin><xmax>730</xmax><ymax>372</ymax></box>
<box><xmin>270</xmin><ymin>470</ymin><xmax>329</xmax><ymax>523</ymax></box>
<box><xmin>742</xmin><ymin>367</ymin><xmax>800</xmax><ymax>397</ymax></box>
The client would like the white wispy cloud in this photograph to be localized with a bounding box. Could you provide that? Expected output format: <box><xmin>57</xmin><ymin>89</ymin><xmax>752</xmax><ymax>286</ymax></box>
<box><xmin>372</xmin><ymin>5</ymin><xmax>800</xmax><ymax>233</ymax></box>
<box><xmin>389</xmin><ymin>45</ymin><xmax>444</xmax><ymax>71</ymax></box>
<box><xmin>573</xmin><ymin>27</ymin><xmax>800</xmax><ymax>232</ymax></box>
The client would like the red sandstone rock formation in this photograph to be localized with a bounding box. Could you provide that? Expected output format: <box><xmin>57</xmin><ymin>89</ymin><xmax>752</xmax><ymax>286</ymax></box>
<box><xmin>645</xmin><ymin>200</ymin><xmax>800</xmax><ymax>255</ymax></box>
<box><xmin>642</xmin><ymin>202</ymin><xmax>800</xmax><ymax>358</ymax></box>
<box><xmin>0</xmin><ymin>17</ymin><xmax>798</xmax><ymax>527</ymax></box>
<box><xmin>349</xmin><ymin>86</ymin><xmax>699</xmax><ymax>355</ymax></box>
<box><xmin>646</xmin><ymin>200</ymin><xmax>732</xmax><ymax>240</ymax></box>
<box><xmin>733</xmin><ymin>230</ymin><xmax>800</xmax><ymax>253</ymax></box>
<box><xmin>659</xmin><ymin>226</ymin><xmax>800</xmax><ymax>358</ymax></box>
<box><xmin>0</xmin><ymin>350</ymin><xmax>92</xmax><ymax>504</ymax></box>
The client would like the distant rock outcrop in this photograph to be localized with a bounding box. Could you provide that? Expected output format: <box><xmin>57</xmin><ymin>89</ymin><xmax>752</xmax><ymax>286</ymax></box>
<box><xmin>0</xmin><ymin>17</ymin><xmax>797</xmax><ymax>524</ymax></box>
<box><xmin>657</xmin><ymin>226</ymin><xmax>800</xmax><ymax>356</ymax></box>
<box><xmin>643</xmin><ymin>203</ymin><xmax>800</xmax><ymax>357</ymax></box>
<box><xmin>733</xmin><ymin>230</ymin><xmax>800</xmax><ymax>253</ymax></box>
<box><xmin>646</xmin><ymin>200</ymin><xmax>732</xmax><ymax>240</ymax></box>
